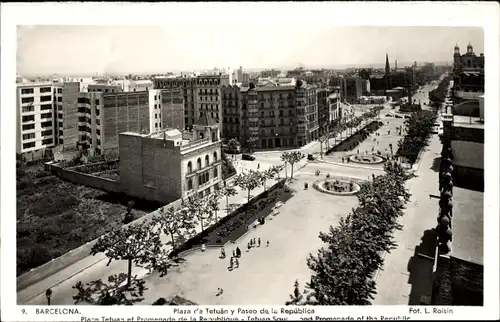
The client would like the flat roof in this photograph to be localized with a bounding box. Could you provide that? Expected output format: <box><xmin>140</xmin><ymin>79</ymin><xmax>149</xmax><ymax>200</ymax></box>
<box><xmin>451</xmin><ymin>187</ymin><xmax>484</xmax><ymax>265</ymax></box>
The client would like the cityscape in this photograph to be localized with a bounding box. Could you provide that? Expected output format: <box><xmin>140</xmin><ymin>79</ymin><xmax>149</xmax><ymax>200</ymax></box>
<box><xmin>14</xmin><ymin>25</ymin><xmax>485</xmax><ymax>308</ymax></box>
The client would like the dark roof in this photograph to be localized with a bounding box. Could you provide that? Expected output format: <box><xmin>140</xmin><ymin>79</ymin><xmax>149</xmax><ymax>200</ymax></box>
<box><xmin>239</xmin><ymin>86</ymin><xmax>250</xmax><ymax>92</ymax></box>
<box><xmin>195</xmin><ymin>112</ymin><xmax>218</xmax><ymax>127</ymax></box>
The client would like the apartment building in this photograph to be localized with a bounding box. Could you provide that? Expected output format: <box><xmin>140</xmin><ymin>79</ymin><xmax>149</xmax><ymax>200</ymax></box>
<box><xmin>119</xmin><ymin>113</ymin><xmax>222</xmax><ymax>204</ymax></box>
<box><xmin>87</xmin><ymin>83</ymin><xmax>123</xmax><ymax>93</ymax></box>
<box><xmin>153</xmin><ymin>75</ymin><xmax>230</xmax><ymax>130</ymax></box>
<box><xmin>16</xmin><ymin>82</ymin><xmax>62</xmax><ymax>161</ymax></box>
<box><xmin>128</xmin><ymin>80</ymin><xmax>153</xmax><ymax>92</ymax></box>
<box><xmin>221</xmin><ymin>82</ymin><xmax>319</xmax><ymax>150</ymax></box>
<box><xmin>452</xmin><ymin>43</ymin><xmax>485</xmax><ymax>103</ymax></box>
<box><xmin>317</xmin><ymin>88</ymin><xmax>334</xmax><ymax>135</ymax></box>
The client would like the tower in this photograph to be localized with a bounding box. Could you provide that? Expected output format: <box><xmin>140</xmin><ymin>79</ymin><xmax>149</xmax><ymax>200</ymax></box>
<box><xmin>385</xmin><ymin>53</ymin><xmax>392</xmax><ymax>91</ymax></box>
<box><xmin>467</xmin><ymin>42</ymin><xmax>473</xmax><ymax>55</ymax></box>
<box><xmin>395</xmin><ymin>60</ymin><xmax>398</xmax><ymax>70</ymax></box>
<box><xmin>193</xmin><ymin>112</ymin><xmax>220</xmax><ymax>143</ymax></box>
<box><xmin>453</xmin><ymin>44</ymin><xmax>461</xmax><ymax>70</ymax></box>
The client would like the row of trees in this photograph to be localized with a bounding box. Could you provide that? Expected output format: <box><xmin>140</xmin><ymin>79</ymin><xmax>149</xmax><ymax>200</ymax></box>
<box><xmin>287</xmin><ymin>161</ymin><xmax>415</xmax><ymax>305</ymax></box>
<box><xmin>72</xmin><ymin>162</ymin><xmax>291</xmax><ymax>305</ymax></box>
<box><xmin>428</xmin><ymin>75</ymin><xmax>452</xmax><ymax>104</ymax></box>
<box><xmin>397</xmin><ymin>110</ymin><xmax>438</xmax><ymax>165</ymax></box>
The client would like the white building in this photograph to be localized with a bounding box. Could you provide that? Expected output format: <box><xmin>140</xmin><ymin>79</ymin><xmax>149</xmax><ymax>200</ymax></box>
<box><xmin>128</xmin><ymin>80</ymin><xmax>153</xmax><ymax>92</ymax></box>
<box><xmin>16</xmin><ymin>82</ymin><xmax>60</xmax><ymax>160</ymax></box>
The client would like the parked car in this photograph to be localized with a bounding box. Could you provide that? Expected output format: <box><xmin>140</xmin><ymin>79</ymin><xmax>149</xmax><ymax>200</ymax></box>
<box><xmin>242</xmin><ymin>153</ymin><xmax>255</xmax><ymax>161</ymax></box>
<box><xmin>394</xmin><ymin>115</ymin><xmax>403</xmax><ymax>119</ymax></box>
<box><xmin>385</xmin><ymin>113</ymin><xmax>393</xmax><ymax>117</ymax></box>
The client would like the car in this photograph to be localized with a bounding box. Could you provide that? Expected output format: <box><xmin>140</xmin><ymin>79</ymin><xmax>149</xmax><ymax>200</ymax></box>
<box><xmin>385</xmin><ymin>113</ymin><xmax>393</xmax><ymax>117</ymax></box>
<box><xmin>242</xmin><ymin>153</ymin><xmax>255</xmax><ymax>161</ymax></box>
<box><xmin>394</xmin><ymin>115</ymin><xmax>403</xmax><ymax>119</ymax></box>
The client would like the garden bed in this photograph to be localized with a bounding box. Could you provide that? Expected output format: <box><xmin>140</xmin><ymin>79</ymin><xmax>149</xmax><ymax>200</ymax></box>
<box><xmin>169</xmin><ymin>179</ymin><xmax>290</xmax><ymax>257</ymax></box>
<box><xmin>326</xmin><ymin>121</ymin><xmax>383</xmax><ymax>154</ymax></box>
<box><xmin>313</xmin><ymin>178</ymin><xmax>361</xmax><ymax>196</ymax></box>
<box><xmin>348</xmin><ymin>154</ymin><xmax>385</xmax><ymax>165</ymax></box>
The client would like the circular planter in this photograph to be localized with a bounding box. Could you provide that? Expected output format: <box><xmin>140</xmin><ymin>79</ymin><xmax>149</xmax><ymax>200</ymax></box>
<box><xmin>313</xmin><ymin>179</ymin><xmax>361</xmax><ymax>196</ymax></box>
<box><xmin>349</xmin><ymin>154</ymin><xmax>385</xmax><ymax>164</ymax></box>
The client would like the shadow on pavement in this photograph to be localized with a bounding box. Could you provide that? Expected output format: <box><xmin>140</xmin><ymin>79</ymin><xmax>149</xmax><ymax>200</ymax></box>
<box><xmin>407</xmin><ymin>228</ymin><xmax>437</xmax><ymax>305</ymax></box>
<box><xmin>430</xmin><ymin>157</ymin><xmax>440</xmax><ymax>173</ymax></box>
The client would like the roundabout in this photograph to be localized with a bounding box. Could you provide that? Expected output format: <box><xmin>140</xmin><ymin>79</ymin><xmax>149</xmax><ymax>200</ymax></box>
<box><xmin>313</xmin><ymin>177</ymin><xmax>361</xmax><ymax>196</ymax></box>
<box><xmin>348</xmin><ymin>153</ymin><xmax>385</xmax><ymax>164</ymax></box>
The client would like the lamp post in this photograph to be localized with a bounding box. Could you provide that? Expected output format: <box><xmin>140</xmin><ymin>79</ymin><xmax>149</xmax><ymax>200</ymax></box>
<box><xmin>45</xmin><ymin>288</ymin><xmax>52</xmax><ymax>306</ymax></box>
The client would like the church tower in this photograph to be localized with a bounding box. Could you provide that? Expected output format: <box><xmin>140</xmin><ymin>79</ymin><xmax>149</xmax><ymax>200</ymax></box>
<box><xmin>385</xmin><ymin>53</ymin><xmax>392</xmax><ymax>90</ymax></box>
<box><xmin>453</xmin><ymin>44</ymin><xmax>461</xmax><ymax>71</ymax></box>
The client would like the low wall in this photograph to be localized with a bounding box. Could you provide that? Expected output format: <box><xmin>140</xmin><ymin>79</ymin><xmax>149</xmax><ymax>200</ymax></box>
<box><xmin>48</xmin><ymin>163</ymin><xmax>121</xmax><ymax>193</ymax></box>
<box><xmin>17</xmin><ymin>197</ymin><xmax>183</xmax><ymax>292</ymax></box>
<box><xmin>170</xmin><ymin>178</ymin><xmax>287</xmax><ymax>258</ymax></box>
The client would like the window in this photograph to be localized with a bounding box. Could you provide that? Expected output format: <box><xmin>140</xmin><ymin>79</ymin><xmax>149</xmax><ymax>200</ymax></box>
<box><xmin>22</xmin><ymin>133</ymin><xmax>35</xmax><ymax>140</ymax></box>
<box><xmin>213</xmin><ymin>151</ymin><xmax>218</xmax><ymax>162</ymax></box>
<box><xmin>41</xmin><ymin>130</ymin><xmax>52</xmax><ymax>136</ymax></box>
<box><xmin>42</xmin><ymin>138</ymin><xmax>53</xmax><ymax>145</ymax></box>
<box><xmin>22</xmin><ymin>106</ymin><xmax>34</xmax><ymax>113</ymax></box>
<box><xmin>155</xmin><ymin>123</ymin><xmax>158</xmax><ymax>128</ymax></box>
<box><xmin>214</xmin><ymin>167</ymin><xmax>218</xmax><ymax>178</ymax></box>
<box><xmin>58</xmin><ymin>122</ymin><xmax>63</xmax><ymax>128</ymax></box>
<box><xmin>41</xmin><ymin>112</ymin><xmax>52</xmax><ymax>119</ymax></box>
<box><xmin>58</xmin><ymin>88</ymin><xmax>62</xmax><ymax>93</ymax></box>
<box><xmin>187</xmin><ymin>179</ymin><xmax>193</xmax><ymax>190</ymax></box>
<box><xmin>105</xmin><ymin>89</ymin><xmax>109</xmax><ymax>93</ymax></box>
<box><xmin>59</xmin><ymin>138</ymin><xmax>64</xmax><ymax>144</ymax></box>
<box><xmin>197</xmin><ymin>158</ymin><xmax>202</xmax><ymax>169</ymax></box>
<box><xmin>40</xmin><ymin>95</ymin><xmax>51</xmax><ymax>102</ymax></box>
<box><xmin>187</xmin><ymin>161</ymin><xmax>193</xmax><ymax>174</ymax></box>
<box><xmin>21</xmin><ymin>97</ymin><xmax>34</xmax><ymax>104</ymax></box>
<box><xmin>21</xmin><ymin>88</ymin><xmax>34</xmax><ymax>95</ymax></box>
<box><xmin>22</xmin><ymin>115</ymin><xmax>35</xmax><ymax>122</ymax></box>
<box><xmin>41</xmin><ymin>121</ymin><xmax>52</xmax><ymax>128</ymax></box>
<box><xmin>23</xmin><ymin>142</ymin><xmax>35</xmax><ymax>149</ymax></box>
<box><xmin>59</xmin><ymin>130</ymin><xmax>63</xmax><ymax>136</ymax></box>
<box><xmin>205</xmin><ymin>155</ymin><xmax>210</xmax><ymax>167</ymax></box>
<box><xmin>40</xmin><ymin>104</ymin><xmax>52</xmax><ymax>110</ymax></box>
<box><xmin>77</xmin><ymin>97</ymin><xmax>90</xmax><ymax>104</ymax></box>
<box><xmin>40</xmin><ymin>87</ymin><xmax>52</xmax><ymax>93</ymax></box>
<box><xmin>57</xmin><ymin>97</ymin><xmax>62</xmax><ymax>102</ymax></box>
<box><xmin>22</xmin><ymin>124</ymin><xmax>35</xmax><ymax>133</ymax></box>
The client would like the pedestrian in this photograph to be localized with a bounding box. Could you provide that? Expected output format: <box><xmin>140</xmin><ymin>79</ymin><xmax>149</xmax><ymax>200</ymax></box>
<box><xmin>258</xmin><ymin>238</ymin><xmax>261</xmax><ymax>247</ymax></box>
<box><xmin>236</xmin><ymin>247</ymin><xmax>241</xmax><ymax>257</ymax></box>
<box><xmin>252</xmin><ymin>237</ymin><xmax>256</xmax><ymax>245</ymax></box>
<box><xmin>201</xmin><ymin>243</ymin><xmax>206</xmax><ymax>252</ymax></box>
<box><xmin>233</xmin><ymin>249</ymin><xmax>236</xmax><ymax>257</ymax></box>
<box><xmin>229</xmin><ymin>257</ymin><xmax>234</xmax><ymax>268</ymax></box>
<box><xmin>266</xmin><ymin>240</ymin><xmax>270</xmax><ymax>247</ymax></box>
<box><xmin>221</xmin><ymin>247</ymin><xmax>226</xmax><ymax>259</ymax></box>
<box><xmin>257</xmin><ymin>163</ymin><xmax>260</xmax><ymax>169</ymax></box>
<box><xmin>342</xmin><ymin>157</ymin><xmax>344</xmax><ymax>163</ymax></box>
<box><xmin>247</xmin><ymin>242</ymin><xmax>251</xmax><ymax>251</ymax></box>
<box><xmin>235</xmin><ymin>258</ymin><xmax>239</xmax><ymax>268</ymax></box>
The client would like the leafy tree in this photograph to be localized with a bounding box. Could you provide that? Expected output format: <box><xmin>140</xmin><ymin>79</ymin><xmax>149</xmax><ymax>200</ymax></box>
<box><xmin>286</xmin><ymin>280</ymin><xmax>305</xmax><ymax>305</ymax></box>
<box><xmin>227</xmin><ymin>138</ymin><xmax>240</xmax><ymax>151</ymax></box>
<box><xmin>123</xmin><ymin>201</ymin><xmax>135</xmax><ymax>224</ymax></box>
<box><xmin>184</xmin><ymin>194</ymin><xmax>212</xmax><ymax>232</ymax></box>
<box><xmin>285</xmin><ymin>151</ymin><xmax>305</xmax><ymax>179</ymax></box>
<box><xmin>220</xmin><ymin>181</ymin><xmax>237</xmax><ymax>213</ymax></box>
<box><xmin>207</xmin><ymin>191</ymin><xmax>222</xmax><ymax>222</ymax></box>
<box><xmin>280</xmin><ymin>152</ymin><xmax>290</xmax><ymax>178</ymax></box>
<box><xmin>152</xmin><ymin>206</ymin><xmax>196</xmax><ymax>252</ymax></box>
<box><xmin>234</xmin><ymin>170</ymin><xmax>261</xmax><ymax>202</ymax></box>
<box><xmin>73</xmin><ymin>273</ymin><xmax>147</xmax><ymax>305</ymax></box>
<box><xmin>90</xmin><ymin>221</ymin><xmax>169</xmax><ymax>287</ymax></box>
<box><xmin>259</xmin><ymin>168</ymin><xmax>275</xmax><ymax>190</ymax></box>
<box><xmin>318</xmin><ymin>135</ymin><xmax>328</xmax><ymax>159</ymax></box>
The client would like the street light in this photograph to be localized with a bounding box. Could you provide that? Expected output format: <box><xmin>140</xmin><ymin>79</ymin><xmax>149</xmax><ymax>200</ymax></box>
<box><xmin>45</xmin><ymin>288</ymin><xmax>52</xmax><ymax>306</ymax></box>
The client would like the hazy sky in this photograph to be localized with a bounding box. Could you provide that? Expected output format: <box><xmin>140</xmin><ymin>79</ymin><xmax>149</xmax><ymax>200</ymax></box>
<box><xmin>17</xmin><ymin>26</ymin><xmax>484</xmax><ymax>75</ymax></box>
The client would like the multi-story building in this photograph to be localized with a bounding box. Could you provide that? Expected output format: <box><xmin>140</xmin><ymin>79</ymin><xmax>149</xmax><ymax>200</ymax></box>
<box><xmin>87</xmin><ymin>83</ymin><xmax>123</xmax><ymax>93</ymax></box>
<box><xmin>327</xmin><ymin>91</ymin><xmax>342</xmax><ymax>131</ymax></box>
<box><xmin>295</xmin><ymin>84</ymin><xmax>319</xmax><ymax>144</ymax></box>
<box><xmin>128</xmin><ymin>80</ymin><xmax>153</xmax><ymax>92</ymax></box>
<box><xmin>153</xmin><ymin>75</ymin><xmax>230</xmax><ymax>131</ymax></box>
<box><xmin>452</xmin><ymin>43</ymin><xmax>485</xmax><ymax>103</ymax></box>
<box><xmin>317</xmin><ymin>88</ymin><xmax>335</xmax><ymax>135</ymax></box>
<box><xmin>118</xmin><ymin>114</ymin><xmax>222</xmax><ymax>203</ymax></box>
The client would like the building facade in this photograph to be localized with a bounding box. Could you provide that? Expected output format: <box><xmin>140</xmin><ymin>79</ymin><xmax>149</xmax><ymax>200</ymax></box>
<box><xmin>16</xmin><ymin>82</ymin><xmax>60</xmax><ymax>160</ymax></box>
<box><xmin>128</xmin><ymin>80</ymin><xmax>153</xmax><ymax>92</ymax></box>
<box><xmin>153</xmin><ymin>75</ymin><xmax>230</xmax><ymax>130</ymax></box>
<box><xmin>452</xmin><ymin>43</ymin><xmax>485</xmax><ymax>103</ymax></box>
<box><xmin>87</xmin><ymin>83</ymin><xmax>123</xmax><ymax>93</ymax></box>
<box><xmin>118</xmin><ymin>115</ymin><xmax>222</xmax><ymax>204</ymax></box>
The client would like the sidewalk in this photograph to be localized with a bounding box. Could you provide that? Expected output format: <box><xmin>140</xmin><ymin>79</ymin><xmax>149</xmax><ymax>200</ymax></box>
<box><xmin>372</xmin><ymin>134</ymin><xmax>442</xmax><ymax>305</ymax></box>
<box><xmin>18</xmin><ymin>173</ymin><xmax>281</xmax><ymax>305</ymax></box>
<box><xmin>253</xmin><ymin>140</ymin><xmax>319</xmax><ymax>155</ymax></box>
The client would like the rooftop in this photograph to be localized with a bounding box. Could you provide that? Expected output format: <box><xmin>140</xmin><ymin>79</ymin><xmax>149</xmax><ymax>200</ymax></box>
<box><xmin>256</xmin><ymin>85</ymin><xmax>296</xmax><ymax>92</ymax></box>
<box><xmin>451</xmin><ymin>186</ymin><xmax>484</xmax><ymax>265</ymax></box>
<box><xmin>195</xmin><ymin>113</ymin><xmax>218</xmax><ymax>127</ymax></box>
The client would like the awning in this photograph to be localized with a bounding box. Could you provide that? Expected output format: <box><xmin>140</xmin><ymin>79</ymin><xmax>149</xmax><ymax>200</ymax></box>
<box><xmin>463</xmin><ymin>72</ymin><xmax>480</xmax><ymax>77</ymax></box>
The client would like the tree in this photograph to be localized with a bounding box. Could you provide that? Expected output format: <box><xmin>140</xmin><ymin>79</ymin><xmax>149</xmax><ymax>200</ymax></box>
<box><xmin>207</xmin><ymin>191</ymin><xmax>222</xmax><ymax>222</ymax></box>
<box><xmin>259</xmin><ymin>168</ymin><xmax>275</xmax><ymax>190</ymax></box>
<box><xmin>220</xmin><ymin>181</ymin><xmax>237</xmax><ymax>213</ymax></box>
<box><xmin>271</xmin><ymin>164</ymin><xmax>285</xmax><ymax>179</ymax></box>
<box><xmin>90</xmin><ymin>221</ymin><xmax>169</xmax><ymax>287</ymax></box>
<box><xmin>318</xmin><ymin>135</ymin><xmax>328</xmax><ymax>159</ymax></box>
<box><xmin>123</xmin><ymin>201</ymin><xmax>135</xmax><ymax>224</ymax></box>
<box><xmin>234</xmin><ymin>170</ymin><xmax>261</xmax><ymax>202</ymax></box>
<box><xmin>73</xmin><ymin>273</ymin><xmax>146</xmax><ymax>305</ymax></box>
<box><xmin>286</xmin><ymin>280</ymin><xmax>305</xmax><ymax>305</ymax></box>
<box><xmin>227</xmin><ymin>138</ymin><xmax>240</xmax><ymax>151</ymax></box>
<box><xmin>152</xmin><ymin>206</ymin><xmax>196</xmax><ymax>252</ymax></box>
<box><xmin>184</xmin><ymin>194</ymin><xmax>212</xmax><ymax>232</ymax></box>
<box><xmin>280</xmin><ymin>152</ymin><xmax>290</xmax><ymax>178</ymax></box>
<box><xmin>286</xmin><ymin>151</ymin><xmax>305</xmax><ymax>179</ymax></box>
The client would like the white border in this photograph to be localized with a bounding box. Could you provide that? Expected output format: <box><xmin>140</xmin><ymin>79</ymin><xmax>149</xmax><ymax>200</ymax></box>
<box><xmin>2</xmin><ymin>2</ymin><xmax>499</xmax><ymax>321</ymax></box>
